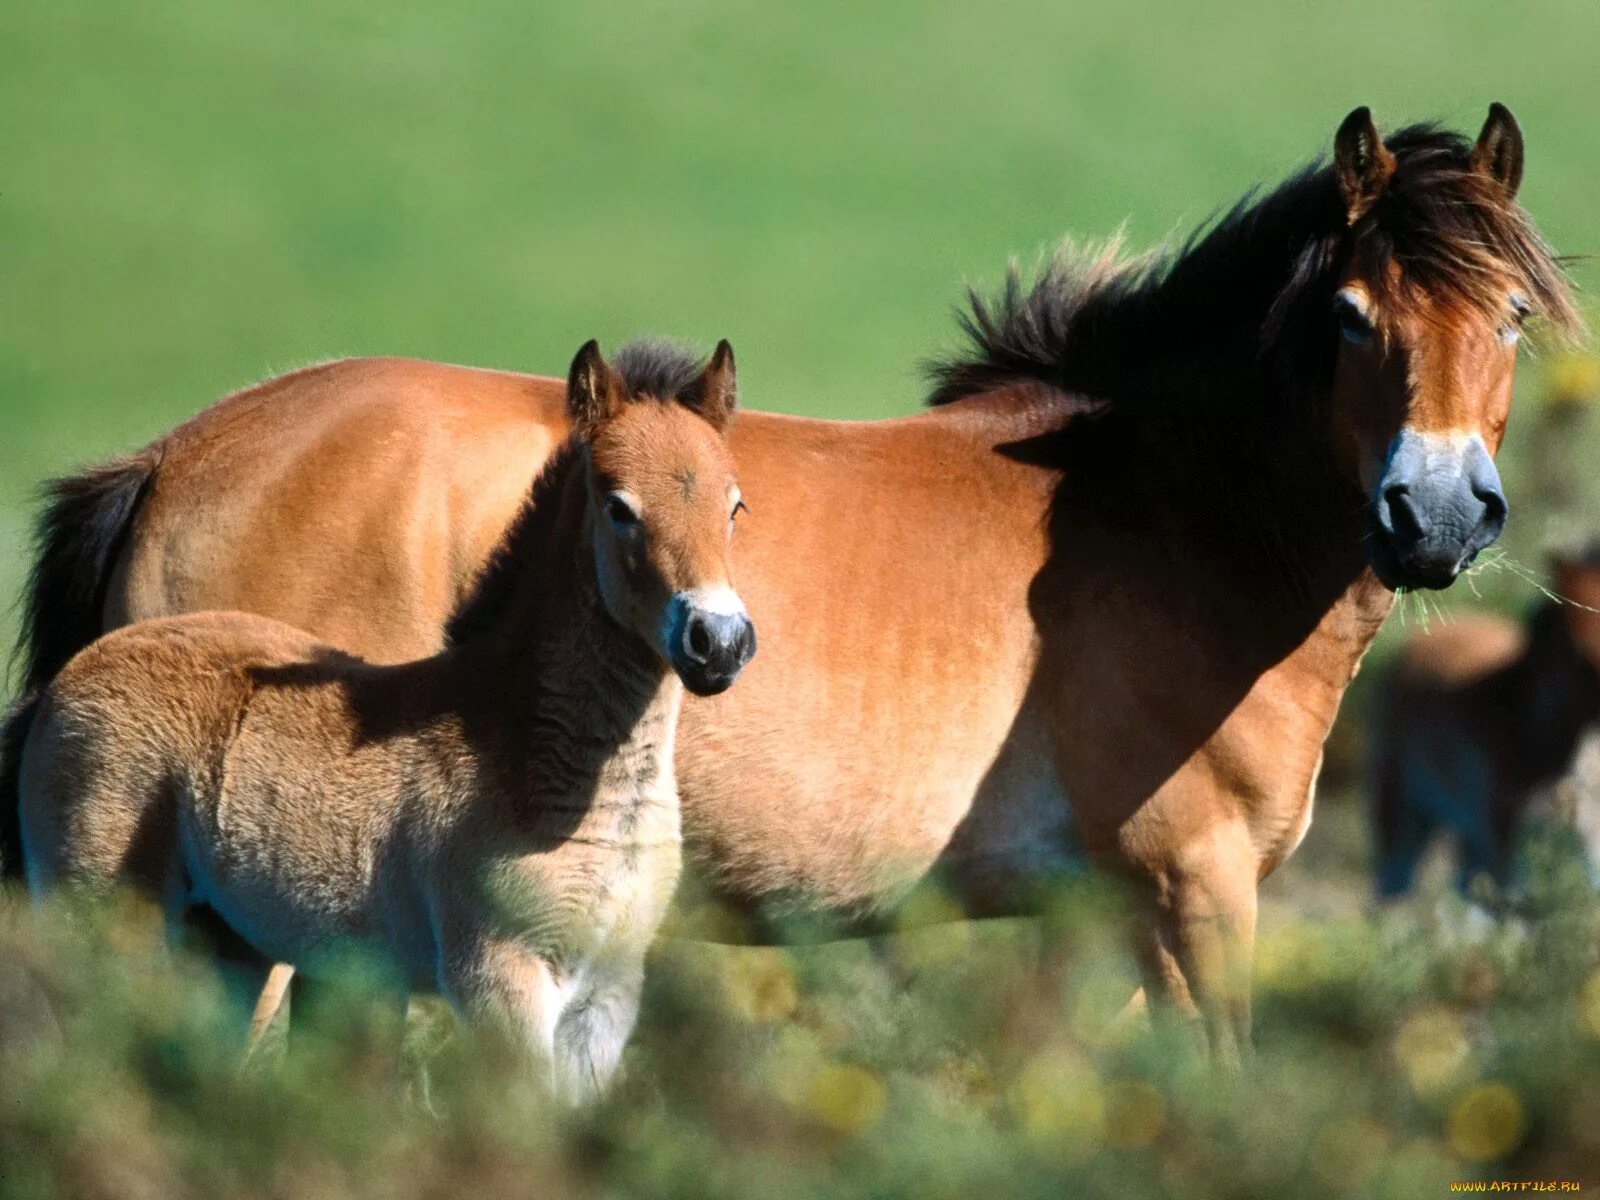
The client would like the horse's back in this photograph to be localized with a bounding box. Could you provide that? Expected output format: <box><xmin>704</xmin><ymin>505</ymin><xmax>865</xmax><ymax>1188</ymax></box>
<box><xmin>116</xmin><ymin>358</ymin><xmax>569</xmax><ymax>663</ymax></box>
<box><xmin>40</xmin><ymin>611</ymin><xmax>321</xmax><ymax>754</ymax></box>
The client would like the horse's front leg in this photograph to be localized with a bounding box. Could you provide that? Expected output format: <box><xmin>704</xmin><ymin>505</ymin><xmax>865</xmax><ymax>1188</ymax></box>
<box><xmin>439</xmin><ymin>934</ymin><xmax>562</xmax><ymax>1091</ymax></box>
<box><xmin>1132</xmin><ymin>819</ymin><xmax>1258</xmax><ymax>1065</ymax></box>
<box><xmin>551</xmin><ymin>954</ymin><xmax>646</xmax><ymax>1104</ymax></box>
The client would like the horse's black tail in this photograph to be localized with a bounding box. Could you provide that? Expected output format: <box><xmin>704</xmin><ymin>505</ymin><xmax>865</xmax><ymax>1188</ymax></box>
<box><xmin>11</xmin><ymin>450</ymin><xmax>159</xmax><ymax>698</ymax></box>
<box><xmin>0</xmin><ymin>693</ymin><xmax>41</xmax><ymax>883</ymax></box>
<box><xmin>4</xmin><ymin>449</ymin><xmax>159</xmax><ymax>881</ymax></box>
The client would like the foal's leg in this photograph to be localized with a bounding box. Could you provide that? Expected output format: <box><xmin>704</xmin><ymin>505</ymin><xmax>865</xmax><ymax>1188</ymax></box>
<box><xmin>1135</xmin><ymin>822</ymin><xmax>1258</xmax><ymax>1065</ymax></box>
<box><xmin>440</xmin><ymin>937</ymin><xmax>562</xmax><ymax>1090</ymax></box>
<box><xmin>551</xmin><ymin>956</ymin><xmax>646</xmax><ymax>1104</ymax></box>
<box><xmin>243</xmin><ymin>963</ymin><xmax>296</xmax><ymax>1065</ymax></box>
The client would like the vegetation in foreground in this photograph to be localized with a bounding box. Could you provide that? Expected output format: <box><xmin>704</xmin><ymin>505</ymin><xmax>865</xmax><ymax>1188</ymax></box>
<box><xmin>2</xmin><ymin>821</ymin><xmax>1597</xmax><ymax>1200</ymax></box>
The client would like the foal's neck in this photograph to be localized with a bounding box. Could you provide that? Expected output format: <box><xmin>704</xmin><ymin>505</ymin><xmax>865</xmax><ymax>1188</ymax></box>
<box><xmin>473</xmin><ymin>463</ymin><xmax>681</xmax><ymax>808</ymax></box>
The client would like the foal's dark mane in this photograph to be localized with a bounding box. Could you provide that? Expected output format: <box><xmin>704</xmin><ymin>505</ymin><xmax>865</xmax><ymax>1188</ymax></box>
<box><xmin>928</xmin><ymin>124</ymin><xmax>1578</xmax><ymax>414</ymax></box>
<box><xmin>445</xmin><ymin>339</ymin><xmax>713</xmax><ymax>647</ymax></box>
<box><xmin>611</xmin><ymin>338</ymin><xmax>712</xmax><ymax>406</ymax></box>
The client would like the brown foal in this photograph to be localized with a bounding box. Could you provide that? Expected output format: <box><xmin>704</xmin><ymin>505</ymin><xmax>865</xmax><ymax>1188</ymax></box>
<box><xmin>15</xmin><ymin>340</ymin><xmax>754</xmax><ymax>1100</ymax></box>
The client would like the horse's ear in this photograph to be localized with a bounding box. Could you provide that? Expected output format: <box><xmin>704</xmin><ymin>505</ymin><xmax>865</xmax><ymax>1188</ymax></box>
<box><xmin>690</xmin><ymin>339</ymin><xmax>738</xmax><ymax>432</ymax></box>
<box><xmin>567</xmin><ymin>339</ymin><xmax>623</xmax><ymax>432</ymax></box>
<box><xmin>1470</xmin><ymin>102</ymin><xmax>1524</xmax><ymax>198</ymax></box>
<box><xmin>1333</xmin><ymin>106</ymin><xmax>1395</xmax><ymax>224</ymax></box>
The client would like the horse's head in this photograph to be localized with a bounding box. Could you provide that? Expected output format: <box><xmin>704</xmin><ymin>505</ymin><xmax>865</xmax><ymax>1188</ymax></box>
<box><xmin>565</xmin><ymin>338</ymin><xmax>755</xmax><ymax>695</ymax></box>
<box><xmin>1325</xmin><ymin>104</ymin><xmax>1576</xmax><ymax>590</ymax></box>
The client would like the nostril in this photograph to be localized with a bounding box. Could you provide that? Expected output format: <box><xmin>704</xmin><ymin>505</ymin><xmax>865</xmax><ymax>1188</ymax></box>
<box><xmin>1475</xmin><ymin>485</ymin><xmax>1508</xmax><ymax>524</ymax></box>
<box><xmin>1382</xmin><ymin>484</ymin><xmax>1428</xmax><ymax>540</ymax></box>
<box><xmin>687</xmin><ymin>619</ymin><xmax>712</xmax><ymax>660</ymax></box>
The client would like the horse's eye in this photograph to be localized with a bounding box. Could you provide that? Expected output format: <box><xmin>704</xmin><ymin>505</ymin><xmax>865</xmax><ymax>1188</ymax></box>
<box><xmin>1501</xmin><ymin>293</ymin><xmax>1533</xmax><ymax>345</ymax></box>
<box><xmin>730</xmin><ymin>498</ymin><xmax>749</xmax><ymax>523</ymax></box>
<box><xmin>1334</xmin><ymin>293</ymin><xmax>1374</xmax><ymax>345</ymax></box>
<box><xmin>605</xmin><ymin>495</ymin><xmax>639</xmax><ymax>527</ymax></box>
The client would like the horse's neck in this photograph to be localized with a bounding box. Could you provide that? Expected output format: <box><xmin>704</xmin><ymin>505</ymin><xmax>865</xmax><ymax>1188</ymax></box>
<box><xmin>1052</xmin><ymin>375</ymin><xmax>1397</xmax><ymax>798</ymax></box>
<box><xmin>1282</xmin><ymin>568</ymin><xmax>1396</xmax><ymax>715</ymax></box>
<box><xmin>1187</xmin><ymin>417</ymin><xmax>1397</xmax><ymax>794</ymax></box>
<box><xmin>475</xmin><ymin>503</ymin><xmax>681</xmax><ymax>832</ymax></box>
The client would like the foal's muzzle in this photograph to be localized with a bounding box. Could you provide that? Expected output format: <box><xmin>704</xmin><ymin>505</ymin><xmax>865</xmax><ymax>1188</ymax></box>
<box><xmin>1367</xmin><ymin>430</ymin><xmax>1507</xmax><ymax>591</ymax></box>
<box><xmin>667</xmin><ymin>589</ymin><xmax>757</xmax><ymax>696</ymax></box>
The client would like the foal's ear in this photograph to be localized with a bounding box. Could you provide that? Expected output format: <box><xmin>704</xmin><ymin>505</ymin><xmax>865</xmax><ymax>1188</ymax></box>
<box><xmin>1470</xmin><ymin>102</ymin><xmax>1524</xmax><ymax>198</ymax></box>
<box><xmin>567</xmin><ymin>339</ymin><xmax>624</xmax><ymax>432</ymax></box>
<box><xmin>689</xmin><ymin>339</ymin><xmax>738</xmax><ymax>432</ymax></box>
<box><xmin>1333</xmin><ymin>106</ymin><xmax>1396</xmax><ymax>224</ymax></box>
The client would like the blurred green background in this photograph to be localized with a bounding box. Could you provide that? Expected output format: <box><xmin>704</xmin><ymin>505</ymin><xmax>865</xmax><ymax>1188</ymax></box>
<box><xmin>5</xmin><ymin>4</ymin><xmax>1600</xmax><ymax>1194</ymax></box>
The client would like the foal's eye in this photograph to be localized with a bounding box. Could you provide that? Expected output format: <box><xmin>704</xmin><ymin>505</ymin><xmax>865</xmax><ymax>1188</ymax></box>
<box><xmin>605</xmin><ymin>495</ymin><xmax>639</xmax><ymax>527</ymax></box>
<box><xmin>1334</xmin><ymin>293</ymin><xmax>1374</xmax><ymax>345</ymax></box>
<box><xmin>730</xmin><ymin>498</ymin><xmax>749</xmax><ymax>523</ymax></box>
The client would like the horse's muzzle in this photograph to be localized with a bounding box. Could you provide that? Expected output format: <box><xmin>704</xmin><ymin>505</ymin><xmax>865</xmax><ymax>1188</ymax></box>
<box><xmin>668</xmin><ymin>590</ymin><xmax>757</xmax><ymax>696</ymax></box>
<box><xmin>1367</xmin><ymin>430</ymin><xmax>1507</xmax><ymax>591</ymax></box>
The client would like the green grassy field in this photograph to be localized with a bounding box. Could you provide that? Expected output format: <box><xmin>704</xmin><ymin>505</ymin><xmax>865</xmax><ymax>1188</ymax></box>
<box><xmin>5</xmin><ymin>2</ymin><xmax>1600</xmax><ymax>1195</ymax></box>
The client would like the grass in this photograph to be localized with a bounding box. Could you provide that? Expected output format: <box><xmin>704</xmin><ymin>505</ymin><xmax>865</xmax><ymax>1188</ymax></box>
<box><xmin>3</xmin><ymin>821</ymin><xmax>1598</xmax><ymax>1200</ymax></box>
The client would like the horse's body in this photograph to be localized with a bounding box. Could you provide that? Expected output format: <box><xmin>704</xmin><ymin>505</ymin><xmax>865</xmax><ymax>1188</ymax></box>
<box><xmin>106</xmin><ymin>362</ymin><xmax>1069</xmax><ymax>919</ymax></box>
<box><xmin>6</xmin><ymin>107</ymin><xmax>1574</xmax><ymax>1055</ymax></box>
<box><xmin>16</xmin><ymin>342</ymin><xmax>754</xmax><ymax>1099</ymax></box>
<box><xmin>1371</xmin><ymin>559</ymin><xmax>1600</xmax><ymax>898</ymax></box>
<box><xmin>24</xmin><ymin>362</ymin><xmax>1353</xmax><ymax>923</ymax></box>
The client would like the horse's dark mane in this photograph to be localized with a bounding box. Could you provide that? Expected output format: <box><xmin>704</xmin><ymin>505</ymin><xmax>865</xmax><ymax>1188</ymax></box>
<box><xmin>612</xmin><ymin>338</ymin><xmax>710</xmax><ymax>403</ymax></box>
<box><xmin>927</xmin><ymin>124</ymin><xmax>1580</xmax><ymax>411</ymax></box>
<box><xmin>445</xmin><ymin>440</ymin><xmax>580</xmax><ymax>647</ymax></box>
<box><xmin>445</xmin><ymin>338</ymin><xmax>714</xmax><ymax>646</ymax></box>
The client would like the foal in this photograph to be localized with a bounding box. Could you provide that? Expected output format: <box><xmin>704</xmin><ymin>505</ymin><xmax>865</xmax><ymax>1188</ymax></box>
<box><xmin>17</xmin><ymin>338</ymin><xmax>755</xmax><ymax>1101</ymax></box>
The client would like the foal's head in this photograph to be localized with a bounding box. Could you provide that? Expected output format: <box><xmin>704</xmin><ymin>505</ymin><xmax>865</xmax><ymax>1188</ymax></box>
<box><xmin>566</xmin><ymin>339</ymin><xmax>755</xmax><ymax>696</ymax></box>
<box><xmin>1325</xmin><ymin>104</ymin><xmax>1577</xmax><ymax>590</ymax></box>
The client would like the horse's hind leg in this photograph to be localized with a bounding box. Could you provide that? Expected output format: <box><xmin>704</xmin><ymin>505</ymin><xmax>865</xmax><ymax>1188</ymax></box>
<box><xmin>242</xmin><ymin>963</ymin><xmax>296</xmax><ymax>1066</ymax></box>
<box><xmin>19</xmin><ymin>741</ymin><xmax>178</xmax><ymax>953</ymax></box>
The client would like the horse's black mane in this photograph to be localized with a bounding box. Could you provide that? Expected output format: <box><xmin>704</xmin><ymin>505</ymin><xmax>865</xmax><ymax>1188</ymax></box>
<box><xmin>612</xmin><ymin>338</ymin><xmax>711</xmax><ymax>403</ymax></box>
<box><xmin>927</xmin><ymin>124</ymin><xmax>1579</xmax><ymax>411</ymax></box>
<box><xmin>445</xmin><ymin>338</ymin><xmax>712</xmax><ymax>646</ymax></box>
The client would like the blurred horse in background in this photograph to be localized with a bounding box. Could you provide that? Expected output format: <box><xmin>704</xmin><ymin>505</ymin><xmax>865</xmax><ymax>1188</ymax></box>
<box><xmin>1370</xmin><ymin>551</ymin><xmax>1600</xmax><ymax>901</ymax></box>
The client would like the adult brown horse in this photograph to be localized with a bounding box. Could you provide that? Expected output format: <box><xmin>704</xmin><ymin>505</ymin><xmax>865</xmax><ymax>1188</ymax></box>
<box><xmin>3</xmin><ymin>106</ymin><xmax>1578</xmax><ymax>1057</ymax></box>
